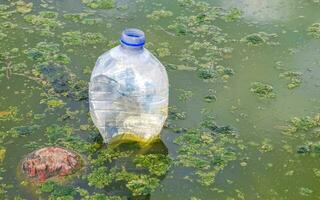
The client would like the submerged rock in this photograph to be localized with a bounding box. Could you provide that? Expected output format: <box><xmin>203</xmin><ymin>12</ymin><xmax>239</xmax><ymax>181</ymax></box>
<box><xmin>22</xmin><ymin>147</ymin><xmax>82</xmax><ymax>182</ymax></box>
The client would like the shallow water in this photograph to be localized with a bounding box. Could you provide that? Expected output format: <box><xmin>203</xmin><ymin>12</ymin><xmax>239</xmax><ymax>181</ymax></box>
<box><xmin>1</xmin><ymin>0</ymin><xmax>320</xmax><ymax>199</ymax></box>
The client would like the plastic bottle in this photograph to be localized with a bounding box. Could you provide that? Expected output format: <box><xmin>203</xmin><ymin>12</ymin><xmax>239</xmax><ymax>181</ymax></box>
<box><xmin>89</xmin><ymin>28</ymin><xmax>169</xmax><ymax>145</ymax></box>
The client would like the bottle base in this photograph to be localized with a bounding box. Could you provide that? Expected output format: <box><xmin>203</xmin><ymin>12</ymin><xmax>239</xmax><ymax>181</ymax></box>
<box><xmin>107</xmin><ymin>132</ymin><xmax>161</xmax><ymax>148</ymax></box>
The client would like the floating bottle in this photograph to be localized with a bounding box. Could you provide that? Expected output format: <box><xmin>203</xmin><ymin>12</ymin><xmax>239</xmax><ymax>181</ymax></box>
<box><xmin>89</xmin><ymin>28</ymin><xmax>169</xmax><ymax>145</ymax></box>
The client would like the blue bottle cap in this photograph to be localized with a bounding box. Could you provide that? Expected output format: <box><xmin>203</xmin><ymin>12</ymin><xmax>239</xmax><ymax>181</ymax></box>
<box><xmin>120</xmin><ymin>28</ymin><xmax>145</xmax><ymax>47</ymax></box>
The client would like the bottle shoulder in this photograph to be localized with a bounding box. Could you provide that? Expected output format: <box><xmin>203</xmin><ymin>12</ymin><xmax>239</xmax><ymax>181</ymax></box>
<box><xmin>91</xmin><ymin>46</ymin><xmax>168</xmax><ymax>83</ymax></box>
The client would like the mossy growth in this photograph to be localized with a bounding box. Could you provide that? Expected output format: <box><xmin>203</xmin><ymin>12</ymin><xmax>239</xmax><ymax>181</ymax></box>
<box><xmin>279</xmin><ymin>71</ymin><xmax>302</xmax><ymax>89</ymax></box>
<box><xmin>250</xmin><ymin>82</ymin><xmax>276</xmax><ymax>99</ymax></box>
<box><xmin>241</xmin><ymin>32</ymin><xmax>278</xmax><ymax>46</ymax></box>
<box><xmin>308</xmin><ymin>23</ymin><xmax>320</xmax><ymax>39</ymax></box>
<box><xmin>81</xmin><ymin>0</ymin><xmax>115</xmax><ymax>9</ymax></box>
<box><xmin>147</xmin><ymin>10</ymin><xmax>173</xmax><ymax>21</ymax></box>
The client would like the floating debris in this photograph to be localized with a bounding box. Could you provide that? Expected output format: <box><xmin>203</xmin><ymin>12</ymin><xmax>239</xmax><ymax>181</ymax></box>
<box><xmin>22</xmin><ymin>147</ymin><xmax>83</xmax><ymax>182</ymax></box>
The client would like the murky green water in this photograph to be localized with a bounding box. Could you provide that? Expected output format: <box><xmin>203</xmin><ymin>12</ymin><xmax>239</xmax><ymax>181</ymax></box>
<box><xmin>1</xmin><ymin>0</ymin><xmax>320</xmax><ymax>199</ymax></box>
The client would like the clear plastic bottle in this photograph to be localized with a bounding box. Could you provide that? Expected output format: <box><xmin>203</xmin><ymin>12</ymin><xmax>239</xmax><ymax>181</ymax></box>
<box><xmin>89</xmin><ymin>28</ymin><xmax>169</xmax><ymax>145</ymax></box>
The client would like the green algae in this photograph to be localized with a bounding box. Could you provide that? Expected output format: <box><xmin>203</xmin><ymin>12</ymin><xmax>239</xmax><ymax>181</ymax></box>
<box><xmin>147</xmin><ymin>10</ymin><xmax>173</xmax><ymax>21</ymax></box>
<box><xmin>250</xmin><ymin>82</ymin><xmax>276</xmax><ymax>99</ymax></box>
<box><xmin>279</xmin><ymin>71</ymin><xmax>302</xmax><ymax>89</ymax></box>
<box><xmin>81</xmin><ymin>0</ymin><xmax>115</xmax><ymax>9</ymax></box>
<box><xmin>308</xmin><ymin>23</ymin><xmax>320</xmax><ymax>38</ymax></box>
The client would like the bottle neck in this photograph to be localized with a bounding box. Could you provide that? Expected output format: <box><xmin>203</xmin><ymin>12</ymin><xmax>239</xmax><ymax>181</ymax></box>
<box><xmin>120</xmin><ymin>43</ymin><xmax>144</xmax><ymax>53</ymax></box>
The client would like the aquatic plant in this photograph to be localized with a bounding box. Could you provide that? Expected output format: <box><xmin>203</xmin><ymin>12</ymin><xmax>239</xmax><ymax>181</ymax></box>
<box><xmin>0</xmin><ymin>106</ymin><xmax>18</xmax><ymax>121</ymax></box>
<box><xmin>147</xmin><ymin>10</ymin><xmax>173</xmax><ymax>21</ymax></box>
<box><xmin>24</xmin><ymin>11</ymin><xmax>62</xmax><ymax>36</ymax></box>
<box><xmin>39</xmin><ymin>181</ymin><xmax>76</xmax><ymax>199</ymax></box>
<box><xmin>134</xmin><ymin>154</ymin><xmax>171</xmax><ymax>176</ymax></box>
<box><xmin>61</xmin><ymin>31</ymin><xmax>106</xmax><ymax>46</ymax></box>
<box><xmin>15</xmin><ymin>1</ymin><xmax>33</xmax><ymax>14</ymax></box>
<box><xmin>63</xmin><ymin>13</ymin><xmax>102</xmax><ymax>25</ymax></box>
<box><xmin>241</xmin><ymin>32</ymin><xmax>278</xmax><ymax>46</ymax></box>
<box><xmin>281</xmin><ymin>114</ymin><xmax>320</xmax><ymax>135</ymax></box>
<box><xmin>25</xmin><ymin>42</ymin><xmax>70</xmax><ymax>65</ymax></box>
<box><xmin>279</xmin><ymin>71</ymin><xmax>302</xmax><ymax>89</ymax></box>
<box><xmin>0</xmin><ymin>147</ymin><xmax>5</xmax><ymax>164</ymax></box>
<box><xmin>82</xmin><ymin>0</ymin><xmax>115</xmax><ymax>9</ymax></box>
<box><xmin>177</xmin><ymin>89</ymin><xmax>193</xmax><ymax>102</ymax></box>
<box><xmin>47</xmin><ymin>99</ymin><xmax>65</xmax><ymax>108</ymax></box>
<box><xmin>308</xmin><ymin>23</ymin><xmax>320</xmax><ymax>39</ymax></box>
<box><xmin>250</xmin><ymin>82</ymin><xmax>276</xmax><ymax>99</ymax></box>
<box><xmin>223</xmin><ymin>8</ymin><xmax>242</xmax><ymax>22</ymax></box>
<box><xmin>174</xmin><ymin>127</ymin><xmax>240</xmax><ymax>186</ymax></box>
<box><xmin>88</xmin><ymin>167</ymin><xmax>113</xmax><ymax>189</ymax></box>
